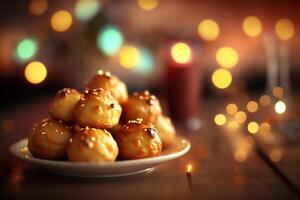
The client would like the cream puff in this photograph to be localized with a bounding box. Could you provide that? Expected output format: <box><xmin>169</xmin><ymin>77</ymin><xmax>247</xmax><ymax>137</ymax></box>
<box><xmin>155</xmin><ymin>115</ymin><xmax>176</xmax><ymax>147</ymax></box>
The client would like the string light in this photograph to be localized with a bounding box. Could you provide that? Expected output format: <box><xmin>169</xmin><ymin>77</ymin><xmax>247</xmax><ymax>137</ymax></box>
<box><xmin>212</xmin><ymin>68</ymin><xmax>232</xmax><ymax>89</ymax></box>
<box><xmin>137</xmin><ymin>0</ymin><xmax>159</xmax><ymax>11</ymax></box>
<box><xmin>28</xmin><ymin>0</ymin><xmax>48</xmax><ymax>16</ymax></box>
<box><xmin>74</xmin><ymin>0</ymin><xmax>100</xmax><ymax>22</ymax></box>
<box><xmin>118</xmin><ymin>45</ymin><xmax>140</xmax><ymax>69</ymax></box>
<box><xmin>214</xmin><ymin>114</ymin><xmax>226</xmax><ymax>126</ymax></box>
<box><xmin>242</xmin><ymin>16</ymin><xmax>262</xmax><ymax>37</ymax></box>
<box><xmin>15</xmin><ymin>38</ymin><xmax>38</xmax><ymax>62</ymax></box>
<box><xmin>171</xmin><ymin>42</ymin><xmax>192</xmax><ymax>64</ymax></box>
<box><xmin>272</xmin><ymin>86</ymin><xmax>284</xmax><ymax>98</ymax></box>
<box><xmin>246</xmin><ymin>101</ymin><xmax>258</xmax><ymax>113</ymax></box>
<box><xmin>215</xmin><ymin>47</ymin><xmax>239</xmax><ymax>68</ymax></box>
<box><xmin>275</xmin><ymin>101</ymin><xmax>286</xmax><ymax>114</ymax></box>
<box><xmin>226</xmin><ymin>103</ymin><xmax>238</xmax><ymax>115</ymax></box>
<box><xmin>24</xmin><ymin>61</ymin><xmax>47</xmax><ymax>84</ymax></box>
<box><xmin>275</xmin><ymin>18</ymin><xmax>295</xmax><ymax>41</ymax></box>
<box><xmin>259</xmin><ymin>95</ymin><xmax>271</xmax><ymax>106</ymax></box>
<box><xmin>97</xmin><ymin>25</ymin><xmax>123</xmax><ymax>56</ymax></box>
<box><xmin>234</xmin><ymin>111</ymin><xmax>247</xmax><ymax>123</ymax></box>
<box><xmin>51</xmin><ymin>10</ymin><xmax>73</xmax><ymax>32</ymax></box>
<box><xmin>247</xmin><ymin>121</ymin><xmax>259</xmax><ymax>134</ymax></box>
<box><xmin>197</xmin><ymin>19</ymin><xmax>220</xmax><ymax>41</ymax></box>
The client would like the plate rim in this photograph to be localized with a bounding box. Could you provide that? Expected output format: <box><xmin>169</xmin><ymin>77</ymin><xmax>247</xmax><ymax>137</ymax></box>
<box><xmin>10</xmin><ymin>135</ymin><xmax>191</xmax><ymax>168</ymax></box>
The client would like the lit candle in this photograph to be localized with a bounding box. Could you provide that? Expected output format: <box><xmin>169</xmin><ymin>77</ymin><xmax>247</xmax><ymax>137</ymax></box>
<box><xmin>165</xmin><ymin>42</ymin><xmax>201</xmax><ymax>130</ymax></box>
<box><xmin>186</xmin><ymin>164</ymin><xmax>193</xmax><ymax>190</ymax></box>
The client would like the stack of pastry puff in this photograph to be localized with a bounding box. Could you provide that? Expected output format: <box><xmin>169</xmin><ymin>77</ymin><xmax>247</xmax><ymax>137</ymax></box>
<box><xmin>28</xmin><ymin>71</ymin><xmax>176</xmax><ymax>162</ymax></box>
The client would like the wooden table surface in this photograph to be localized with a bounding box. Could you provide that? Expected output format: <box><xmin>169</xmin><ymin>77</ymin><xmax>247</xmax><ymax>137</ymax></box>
<box><xmin>0</xmin><ymin>95</ymin><xmax>300</xmax><ymax>199</ymax></box>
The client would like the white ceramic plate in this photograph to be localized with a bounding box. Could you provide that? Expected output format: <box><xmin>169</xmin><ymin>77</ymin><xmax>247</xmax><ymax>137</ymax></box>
<box><xmin>10</xmin><ymin>136</ymin><xmax>190</xmax><ymax>177</ymax></box>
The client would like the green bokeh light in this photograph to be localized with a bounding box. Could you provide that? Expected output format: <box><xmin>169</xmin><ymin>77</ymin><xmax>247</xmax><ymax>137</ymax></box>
<box><xmin>135</xmin><ymin>48</ymin><xmax>154</xmax><ymax>74</ymax></box>
<box><xmin>97</xmin><ymin>25</ymin><xmax>123</xmax><ymax>56</ymax></box>
<box><xmin>74</xmin><ymin>0</ymin><xmax>100</xmax><ymax>22</ymax></box>
<box><xmin>15</xmin><ymin>38</ymin><xmax>38</xmax><ymax>62</ymax></box>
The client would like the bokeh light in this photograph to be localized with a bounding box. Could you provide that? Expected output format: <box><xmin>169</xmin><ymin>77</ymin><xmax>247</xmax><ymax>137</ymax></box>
<box><xmin>227</xmin><ymin>121</ymin><xmax>239</xmax><ymax>131</ymax></box>
<box><xmin>2</xmin><ymin>119</ymin><xmax>15</xmax><ymax>132</ymax></box>
<box><xmin>242</xmin><ymin>16</ymin><xmax>262</xmax><ymax>37</ymax></box>
<box><xmin>234</xmin><ymin>150</ymin><xmax>247</xmax><ymax>162</ymax></box>
<box><xmin>247</xmin><ymin>121</ymin><xmax>259</xmax><ymax>134</ymax></box>
<box><xmin>214</xmin><ymin>114</ymin><xmax>226</xmax><ymax>126</ymax></box>
<box><xmin>119</xmin><ymin>45</ymin><xmax>140</xmax><ymax>69</ymax></box>
<box><xmin>270</xmin><ymin>149</ymin><xmax>282</xmax><ymax>162</ymax></box>
<box><xmin>216</xmin><ymin>47</ymin><xmax>239</xmax><ymax>68</ymax></box>
<box><xmin>74</xmin><ymin>0</ymin><xmax>100</xmax><ymax>22</ymax></box>
<box><xmin>259</xmin><ymin>122</ymin><xmax>271</xmax><ymax>134</ymax></box>
<box><xmin>259</xmin><ymin>95</ymin><xmax>271</xmax><ymax>106</ymax></box>
<box><xmin>28</xmin><ymin>0</ymin><xmax>48</xmax><ymax>15</ymax></box>
<box><xmin>97</xmin><ymin>25</ymin><xmax>123</xmax><ymax>56</ymax></box>
<box><xmin>135</xmin><ymin>48</ymin><xmax>154</xmax><ymax>74</ymax></box>
<box><xmin>171</xmin><ymin>42</ymin><xmax>192</xmax><ymax>64</ymax></box>
<box><xmin>234</xmin><ymin>111</ymin><xmax>247</xmax><ymax>123</ymax></box>
<box><xmin>275</xmin><ymin>18</ymin><xmax>295</xmax><ymax>40</ymax></box>
<box><xmin>15</xmin><ymin>38</ymin><xmax>38</xmax><ymax>62</ymax></box>
<box><xmin>50</xmin><ymin>10</ymin><xmax>73</xmax><ymax>32</ymax></box>
<box><xmin>197</xmin><ymin>19</ymin><xmax>220</xmax><ymax>41</ymax></box>
<box><xmin>212</xmin><ymin>68</ymin><xmax>232</xmax><ymax>89</ymax></box>
<box><xmin>137</xmin><ymin>0</ymin><xmax>159</xmax><ymax>11</ymax></box>
<box><xmin>275</xmin><ymin>100</ymin><xmax>286</xmax><ymax>114</ymax></box>
<box><xmin>272</xmin><ymin>86</ymin><xmax>284</xmax><ymax>98</ymax></box>
<box><xmin>246</xmin><ymin>101</ymin><xmax>258</xmax><ymax>113</ymax></box>
<box><xmin>226</xmin><ymin>103</ymin><xmax>238</xmax><ymax>115</ymax></box>
<box><xmin>24</xmin><ymin>61</ymin><xmax>47</xmax><ymax>84</ymax></box>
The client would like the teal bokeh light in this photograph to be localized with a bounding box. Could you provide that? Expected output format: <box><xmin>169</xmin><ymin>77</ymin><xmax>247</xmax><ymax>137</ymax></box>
<box><xmin>15</xmin><ymin>38</ymin><xmax>38</xmax><ymax>62</ymax></box>
<box><xmin>97</xmin><ymin>25</ymin><xmax>123</xmax><ymax>56</ymax></box>
<box><xmin>135</xmin><ymin>48</ymin><xmax>154</xmax><ymax>74</ymax></box>
<box><xmin>74</xmin><ymin>0</ymin><xmax>100</xmax><ymax>22</ymax></box>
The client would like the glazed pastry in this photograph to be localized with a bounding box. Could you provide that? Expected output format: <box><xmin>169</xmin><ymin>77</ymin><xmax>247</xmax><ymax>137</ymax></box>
<box><xmin>67</xmin><ymin>127</ymin><xmax>118</xmax><ymax>162</ymax></box>
<box><xmin>49</xmin><ymin>88</ymin><xmax>82</xmax><ymax>122</ymax></box>
<box><xmin>86</xmin><ymin>70</ymin><xmax>128</xmax><ymax>104</ymax></box>
<box><xmin>114</xmin><ymin>119</ymin><xmax>162</xmax><ymax>160</ymax></box>
<box><xmin>122</xmin><ymin>91</ymin><xmax>162</xmax><ymax>123</ymax></box>
<box><xmin>155</xmin><ymin>115</ymin><xmax>176</xmax><ymax>147</ymax></box>
<box><xmin>73</xmin><ymin>88</ymin><xmax>122</xmax><ymax>129</ymax></box>
<box><xmin>28</xmin><ymin>119</ymin><xmax>72</xmax><ymax>160</ymax></box>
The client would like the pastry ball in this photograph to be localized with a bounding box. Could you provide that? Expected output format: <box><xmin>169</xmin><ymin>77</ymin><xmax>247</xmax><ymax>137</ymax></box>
<box><xmin>67</xmin><ymin>127</ymin><xmax>118</xmax><ymax>162</ymax></box>
<box><xmin>28</xmin><ymin>119</ymin><xmax>72</xmax><ymax>160</ymax></box>
<box><xmin>122</xmin><ymin>91</ymin><xmax>162</xmax><ymax>123</ymax></box>
<box><xmin>114</xmin><ymin>119</ymin><xmax>162</xmax><ymax>160</ymax></box>
<box><xmin>155</xmin><ymin>115</ymin><xmax>176</xmax><ymax>147</ymax></box>
<box><xmin>73</xmin><ymin>88</ymin><xmax>122</xmax><ymax>129</ymax></box>
<box><xmin>86</xmin><ymin>70</ymin><xmax>128</xmax><ymax>104</ymax></box>
<box><xmin>49</xmin><ymin>88</ymin><xmax>82</xmax><ymax>122</ymax></box>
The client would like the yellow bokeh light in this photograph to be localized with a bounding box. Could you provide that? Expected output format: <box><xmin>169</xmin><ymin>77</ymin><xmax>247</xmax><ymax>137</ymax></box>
<box><xmin>137</xmin><ymin>0</ymin><xmax>158</xmax><ymax>11</ymax></box>
<box><xmin>259</xmin><ymin>122</ymin><xmax>271</xmax><ymax>134</ymax></box>
<box><xmin>197</xmin><ymin>19</ymin><xmax>220</xmax><ymax>41</ymax></box>
<box><xmin>275</xmin><ymin>18</ymin><xmax>295</xmax><ymax>41</ymax></box>
<box><xmin>212</xmin><ymin>68</ymin><xmax>232</xmax><ymax>89</ymax></box>
<box><xmin>214</xmin><ymin>114</ymin><xmax>226</xmax><ymax>126</ymax></box>
<box><xmin>51</xmin><ymin>10</ymin><xmax>73</xmax><ymax>32</ymax></box>
<box><xmin>226</xmin><ymin>103</ymin><xmax>238</xmax><ymax>115</ymax></box>
<box><xmin>119</xmin><ymin>45</ymin><xmax>140</xmax><ymax>69</ymax></box>
<box><xmin>216</xmin><ymin>47</ymin><xmax>239</xmax><ymax>68</ymax></box>
<box><xmin>186</xmin><ymin>164</ymin><xmax>193</xmax><ymax>172</ymax></box>
<box><xmin>247</xmin><ymin>121</ymin><xmax>259</xmax><ymax>134</ymax></box>
<box><xmin>227</xmin><ymin>121</ymin><xmax>239</xmax><ymax>131</ymax></box>
<box><xmin>259</xmin><ymin>95</ymin><xmax>271</xmax><ymax>106</ymax></box>
<box><xmin>29</xmin><ymin>0</ymin><xmax>48</xmax><ymax>15</ymax></box>
<box><xmin>270</xmin><ymin>149</ymin><xmax>282</xmax><ymax>162</ymax></box>
<box><xmin>171</xmin><ymin>42</ymin><xmax>192</xmax><ymax>64</ymax></box>
<box><xmin>24</xmin><ymin>61</ymin><xmax>47</xmax><ymax>84</ymax></box>
<box><xmin>275</xmin><ymin>100</ymin><xmax>286</xmax><ymax>114</ymax></box>
<box><xmin>246</xmin><ymin>100</ymin><xmax>258</xmax><ymax>113</ymax></box>
<box><xmin>242</xmin><ymin>16</ymin><xmax>262</xmax><ymax>37</ymax></box>
<box><xmin>234</xmin><ymin>111</ymin><xmax>247</xmax><ymax>123</ymax></box>
<box><xmin>272</xmin><ymin>86</ymin><xmax>284</xmax><ymax>98</ymax></box>
<box><xmin>234</xmin><ymin>150</ymin><xmax>247</xmax><ymax>162</ymax></box>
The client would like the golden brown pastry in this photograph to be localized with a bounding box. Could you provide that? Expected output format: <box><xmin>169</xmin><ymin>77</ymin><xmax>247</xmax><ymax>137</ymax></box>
<box><xmin>114</xmin><ymin>119</ymin><xmax>162</xmax><ymax>160</ymax></box>
<box><xmin>28</xmin><ymin>119</ymin><xmax>72</xmax><ymax>160</ymax></box>
<box><xmin>49</xmin><ymin>88</ymin><xmax>82</xmax><ymax>122</ymax></box>
<box><xmin>73</xmin><ymin>88</ymin><xmax>122</xmax><ymax>129</ymax></box>
<box><xmin>86</xmin><ymin>70</ymin><xmax>128</xmax><ymax>104</ymax></box>
<box><xmin>66</xmin><ymin>127</ymin><xmax>118</xmax><ymax>162</ymax></box>
<box><xmin>122</xmin><ymin>91</ymin><xmax>162</xmax><ymax>123</ymax></box>
<box><xmin>155</xmin><ymin>115</ymin><xmax>176</xmax><ymax>147</ymax></box>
